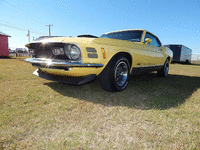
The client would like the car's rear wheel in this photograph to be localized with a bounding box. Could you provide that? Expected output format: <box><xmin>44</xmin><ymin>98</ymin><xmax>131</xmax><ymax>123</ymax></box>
<box><xmin>99</xmin><ymin>55</ymin><xmax>130</xmax><ymax>92</ymax></box>
<box><xmin>157</xmin><ymin>59</ymin><xmax>169</xmax><ymax>77</ymax></box>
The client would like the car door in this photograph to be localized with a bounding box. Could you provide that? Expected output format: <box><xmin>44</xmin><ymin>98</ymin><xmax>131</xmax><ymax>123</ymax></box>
<box><xmin>143</xmin><ymin>32</ymin><xmax>164</xmax><ymax>65</ymax></box>
<box><xmin>124</xmin><ymin>30</ymin><xmax>155</xmax><ymax>67</ymax></box>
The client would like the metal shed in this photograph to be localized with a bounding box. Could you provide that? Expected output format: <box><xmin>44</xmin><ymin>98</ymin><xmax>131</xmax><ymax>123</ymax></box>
<box><xmin>0</xmin><ymin>32</ymin><xmax>11</xmax><ymax>57</ymax></box>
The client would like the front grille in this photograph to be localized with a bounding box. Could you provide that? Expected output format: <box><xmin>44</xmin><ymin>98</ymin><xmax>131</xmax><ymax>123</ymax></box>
<box><xmin>30</xmin><ymin>43</ymin><xmax>69</xmax><ymax>60</ymax></box>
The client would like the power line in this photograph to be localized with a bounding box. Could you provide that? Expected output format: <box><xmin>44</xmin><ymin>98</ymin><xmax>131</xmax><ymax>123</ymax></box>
<box><xmin>0</xmin><ymin>21</ymin><xmax>45</xmax><ymax>35</ymax></box>
<box><xmin>0</xmin><ymin>22</ymin><xmax>27</xmax><ymax>31</ymax></box>
<box><xmin>1</xmin><ymin>0</ymin><xmax>50</xmax><ymax>25</ymax></box>
<box><xmin>1</xmin><ymin>0</ymin><xmax>71</xmax><ymax>36</ymax></box>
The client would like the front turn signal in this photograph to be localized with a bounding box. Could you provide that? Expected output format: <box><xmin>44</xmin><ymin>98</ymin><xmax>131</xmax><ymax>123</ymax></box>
<box><xmin>101</xmin><ymin>48</ymin><xmax>106</xmax><ymax>58</ymax></box>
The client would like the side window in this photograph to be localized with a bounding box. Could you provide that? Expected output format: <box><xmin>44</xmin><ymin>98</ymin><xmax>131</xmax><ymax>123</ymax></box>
<box><xmin>155</xmin><ymin>37</ymin><xmax>161</xmax><ymax>47</ymax></box>
<box><xmin>145</xmin><ymin>33</ymin><xmax>161</xmax><ymax>47</ymax></box>
<box><xmin>144</xmin><ymin>33</ymin><xmax>153</xmax><ymax>42</ymax></box>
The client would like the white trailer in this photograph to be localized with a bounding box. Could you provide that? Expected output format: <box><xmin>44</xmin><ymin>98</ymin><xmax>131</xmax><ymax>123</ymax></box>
<box><xmin>164</xmin><ymin>44</ymin><xmax>192</xmax><ymax>63</ymax></box>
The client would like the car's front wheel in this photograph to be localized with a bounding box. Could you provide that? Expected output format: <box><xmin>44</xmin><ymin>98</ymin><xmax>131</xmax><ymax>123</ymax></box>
<box><xmin>99</xmin><ymin>55</ymin><xmax>130</xmax><ymax>92</ymax></box>
<box><xmin>157</xmin><ymin>59</ymin><xmax>169</xmax><ymax>77</ymax></box>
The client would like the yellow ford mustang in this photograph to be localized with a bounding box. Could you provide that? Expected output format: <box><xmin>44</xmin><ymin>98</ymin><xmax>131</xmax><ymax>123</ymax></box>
<box><xmin>25</xmin><ymin>29</ymin><xmax>173</xmax><ymax>92</ymax></box>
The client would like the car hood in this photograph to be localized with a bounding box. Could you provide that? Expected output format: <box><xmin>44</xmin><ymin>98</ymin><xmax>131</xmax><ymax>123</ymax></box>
<box><xmin>25</xmin><ymin>37</ymin><xmax>97</xmax><ymax>47</ymax></box>
<box><xmin>25</xmin><ymin>36</ymin><xmax>140</xmax><ymax>48</ymax></box>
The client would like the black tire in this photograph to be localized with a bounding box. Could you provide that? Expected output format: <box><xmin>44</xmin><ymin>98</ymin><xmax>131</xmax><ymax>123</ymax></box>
<box><xmin>157</xmin><ymin>59</ymin><xmax>169</xmax><ymax>77</ymax></box>
<box><xmin>99</xmin><ymin>55</ymin><xmax>130</xmax><ymax>92</ymax></box>
<box><xmin>186</xmin><ymin>59</ymin><xmax>191</xmax><ymax>64</ymax></box>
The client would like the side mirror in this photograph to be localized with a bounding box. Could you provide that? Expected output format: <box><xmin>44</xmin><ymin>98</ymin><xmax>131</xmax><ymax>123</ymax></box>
<box><xmin>145</xmin><ymin>38</ymin><xmax>152</xmax><ymax>44</ymax></box>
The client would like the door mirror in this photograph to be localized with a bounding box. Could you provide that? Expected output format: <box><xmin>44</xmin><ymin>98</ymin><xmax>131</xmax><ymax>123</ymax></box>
<box><xmin>145</xmin><ymin>38</ymin><xmax>152</xmax><ymax>44</ymax></box>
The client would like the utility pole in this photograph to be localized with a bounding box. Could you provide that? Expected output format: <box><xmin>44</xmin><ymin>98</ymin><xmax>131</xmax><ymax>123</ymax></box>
<box><xmin>28</xmin><ymin>30</ymin><xmax>30</xmax><ymax>42</ymax></box>
<box><xmin>46</xmin><ymin>24</ymin><xmax>53</xmax><ymax>36</ymax></box>
<box><xmin>26</xmin><ymin>30</ymin><xmax>30</xmax><ymax>42</ymax></box>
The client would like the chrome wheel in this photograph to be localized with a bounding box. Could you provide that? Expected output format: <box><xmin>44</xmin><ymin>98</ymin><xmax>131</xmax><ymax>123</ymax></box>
<box><xmin>157</xmin><ymin>59</ymin><xmax>169</xmax><ymax>77</ymax></box>
<box><xmin>114</xmin><ymin>61</ymin><xmax>128</xmax><ymax>87</ymax></box>
<box><xmin>99</xmin><ymin>55</ymin><xmax>130</xmax><ymax>92</ymax></box>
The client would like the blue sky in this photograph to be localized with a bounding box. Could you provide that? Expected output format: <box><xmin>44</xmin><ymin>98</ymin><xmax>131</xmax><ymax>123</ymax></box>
<box><xmin>0</xmin><ymin>0</ymin><xmax>200</xmax><ymax>55</ymax></box>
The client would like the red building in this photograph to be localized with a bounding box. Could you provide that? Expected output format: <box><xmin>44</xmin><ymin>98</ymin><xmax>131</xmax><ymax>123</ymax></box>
<box><xmin>0</xmin><ymin>32</ymin><xmax>11</xmax><ymax>57</ymax></box>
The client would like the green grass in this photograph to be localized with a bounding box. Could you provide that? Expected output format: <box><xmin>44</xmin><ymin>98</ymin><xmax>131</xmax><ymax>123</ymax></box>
<box><xmin>0</xmin><ymin>57</ymin><xmax>200</xmax><ymax>149</ymax></box>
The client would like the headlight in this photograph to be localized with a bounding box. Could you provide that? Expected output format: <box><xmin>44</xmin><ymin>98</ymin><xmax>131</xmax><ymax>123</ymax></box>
<box><xmin>52</xmin><ymin>47</ymin><xmax>64</xmax><ymax>55</ymax></box>
<box><xmin>64</xmin><ymin>44</ymin><xmax>81</xmax><ymax>61</ymax></box>
<box><xmin>29</xmin><ymin>48</ymin><xmax>36</xmax><ymax>58</ymax></box>
<box><xmin>70</xmin><ymin>45</ymin><xmax>81</xmax><ymax>60</ymax></box>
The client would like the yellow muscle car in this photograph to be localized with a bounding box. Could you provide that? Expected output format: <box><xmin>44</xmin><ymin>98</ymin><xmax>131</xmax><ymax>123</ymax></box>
<box><xmin>25</xmin><ymin>29</ymin><xmax>173</xmax><ymax>92</ymax></box>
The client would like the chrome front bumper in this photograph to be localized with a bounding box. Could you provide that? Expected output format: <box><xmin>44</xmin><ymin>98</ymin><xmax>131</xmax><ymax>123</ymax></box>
<box><xmin>25</xmin><ymin>58</ymin><xmax>104</xmax><ymax>85</ymax></box>
<box><xmin>24</xmin><ymin>58</ymin><xmax>104</xmax><ymax>69</ymax></box>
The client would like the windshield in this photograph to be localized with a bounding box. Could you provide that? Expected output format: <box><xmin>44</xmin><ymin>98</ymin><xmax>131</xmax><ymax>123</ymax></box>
<box><xmin>100</xmin><ymin>30</ymin><xmax>143</xmax><ymax>42</ymax></box>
